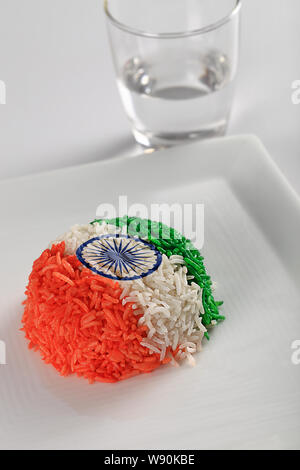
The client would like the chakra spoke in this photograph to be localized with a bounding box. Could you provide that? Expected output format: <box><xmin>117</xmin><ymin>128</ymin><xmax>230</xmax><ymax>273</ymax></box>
<box><xmin>119</xmin><ymin>239</ymin><xmax>132</xmax><ymax>254</ymax></box>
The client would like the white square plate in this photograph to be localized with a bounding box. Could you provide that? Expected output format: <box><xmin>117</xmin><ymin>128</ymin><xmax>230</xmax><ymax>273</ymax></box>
<box><xmin>0</xmin><ymin>135</ymin><xmax>300</xmax><ymax>450</ymax></box>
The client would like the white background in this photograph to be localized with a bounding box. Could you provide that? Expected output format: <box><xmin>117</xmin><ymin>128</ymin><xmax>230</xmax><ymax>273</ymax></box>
<box><xmin>0</xmin><ymin>0</ymin><xmax>299</xmax><ymax>192</ymax></box>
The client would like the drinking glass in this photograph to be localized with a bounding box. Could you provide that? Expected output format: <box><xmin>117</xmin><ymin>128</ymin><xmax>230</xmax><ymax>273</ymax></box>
<box><xmin>104</xmin><ymin>0</ymin><xmax>241</xmax><ymax>148</ymax></box>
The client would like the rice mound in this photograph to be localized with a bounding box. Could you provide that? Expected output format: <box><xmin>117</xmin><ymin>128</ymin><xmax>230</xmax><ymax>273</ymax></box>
<box><xmin>22</xmin><ymin>218</ymin><xmax>223</xmax><ymax>383</ymax></box>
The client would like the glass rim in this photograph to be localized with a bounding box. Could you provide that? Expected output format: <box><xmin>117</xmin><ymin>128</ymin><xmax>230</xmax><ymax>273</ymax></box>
<box><xmin>104</xmin><ymin>0</ymin><xmax>241</xmax><ymax>39</ymax></box>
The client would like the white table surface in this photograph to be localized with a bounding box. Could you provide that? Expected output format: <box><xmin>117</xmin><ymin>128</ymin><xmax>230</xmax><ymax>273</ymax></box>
<box><xmin>0</xmin><ymin>0</ymin><xmax>299</xmax><ymax>192</ymax></box>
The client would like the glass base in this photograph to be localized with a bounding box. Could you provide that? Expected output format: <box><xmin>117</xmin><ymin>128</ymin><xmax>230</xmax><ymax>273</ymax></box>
<box><xmin>132</xmin><ymin>121</ymin><xmax>228</xmax><ymax>149</ymax></box>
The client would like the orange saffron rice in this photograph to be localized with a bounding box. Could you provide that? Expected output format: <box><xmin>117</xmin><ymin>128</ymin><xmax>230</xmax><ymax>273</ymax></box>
<box><xmin>21</xmin><ymin>242</ymin><xmax>172</xmax><ymax>383</ymax></box>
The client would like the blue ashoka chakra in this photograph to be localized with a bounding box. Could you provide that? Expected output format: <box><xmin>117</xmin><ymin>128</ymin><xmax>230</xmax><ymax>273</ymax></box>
<box><xmin>76</xmin><ymin>234</ymin><xmax>162</xmax><ymax>281</ymax></box>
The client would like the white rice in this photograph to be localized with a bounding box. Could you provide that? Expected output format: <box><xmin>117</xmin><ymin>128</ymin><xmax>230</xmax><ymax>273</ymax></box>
<box><xmin>51</xmin><ymin>223</ymin><xmax>207</xmax><ymax>365</ymax></box>
<box><xmin>120</xmin><ymin>254</ymin><xmax>207</xmax><ymax>363</ymax></box>
<box><xmin>50</xmin><ymin>222</ymin><xmax>127</xmax><ymax>255</ymax></box>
